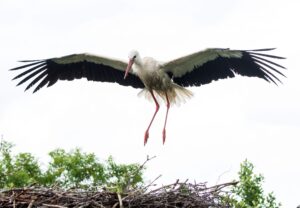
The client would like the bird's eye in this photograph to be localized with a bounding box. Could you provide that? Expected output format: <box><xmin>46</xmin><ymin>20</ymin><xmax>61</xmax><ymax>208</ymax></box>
<box><xmin>133</xmin><ymin>55</ymin><xmax>137</xmax><ymax>59</ymax></box>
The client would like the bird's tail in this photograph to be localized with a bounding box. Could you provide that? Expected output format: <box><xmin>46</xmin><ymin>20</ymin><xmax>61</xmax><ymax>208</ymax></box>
<box><xmin>138</xmin><ymin>84</ymin><xmax>193</xmax><ymax>106</ymax></box>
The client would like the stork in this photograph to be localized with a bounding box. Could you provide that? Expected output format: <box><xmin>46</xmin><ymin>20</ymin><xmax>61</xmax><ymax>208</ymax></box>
<box><xmin>10</xmin><ymin>48</ymin><xmax>286</xmax><ymax>145</ymax></box>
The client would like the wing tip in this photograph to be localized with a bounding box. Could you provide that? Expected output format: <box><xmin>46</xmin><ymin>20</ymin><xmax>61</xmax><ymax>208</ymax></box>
<box><xmin>32</xmin><ymin>88</ymin><xmax>39</xmax><ymax>93</ymax></box>
<box><xmin>246</xmin><ymin>48</ymin><xmax>276</xmax><ymax>52</ymax></box>
<box><xmin>247</xmin><ymin>49</ymin><xmax>286</xmax><ymax>60</ymax></box>
<box><xmin>10</xmin><ymin>60</ymin><xmax>46</xmax><ymax>71</ymax></box>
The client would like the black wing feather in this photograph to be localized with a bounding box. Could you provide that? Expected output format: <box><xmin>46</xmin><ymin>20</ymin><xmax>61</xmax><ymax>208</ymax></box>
<box><xmin>12</xmin><ymin>62</ymin><xmax>47</xmax><ymax>80</ymax></box>
<box><xmin>171</xmin><ymin>49</ymin><xmax>285</xmax><ymax>87</ymax></box>
<box><xmin>10</xmin><ymin>60</ymin><xmax>45</xmax><ymax>70</ymax></box>
<box><xmin>17</xmin><ymin>66</ymin><xmax>47</xmax><ymax>86</ymax></box>
<box><xmin>11</xmin><ymin>57</ymin><xmax>144</xmax><ymax>92</ymax></box>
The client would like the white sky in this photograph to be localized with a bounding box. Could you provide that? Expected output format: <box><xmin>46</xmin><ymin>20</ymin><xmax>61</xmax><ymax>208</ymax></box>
<box><xmin>0</xmin><ymin>0</ymin><xmax>299</xmax><ymax>206</ymax></box>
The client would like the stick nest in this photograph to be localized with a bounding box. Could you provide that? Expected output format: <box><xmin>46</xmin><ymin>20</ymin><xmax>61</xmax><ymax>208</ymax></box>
<box><xmin>0</xmin><ymin>181</ymin><xmax>237</xmax><ymax>208</ymax></box>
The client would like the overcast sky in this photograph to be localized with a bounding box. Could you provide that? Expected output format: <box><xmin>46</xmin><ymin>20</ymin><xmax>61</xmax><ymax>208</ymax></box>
<box><xmin>0</xmin><ymin>0</ymin><xmax>299</xmax><ymax>206</ymax></box>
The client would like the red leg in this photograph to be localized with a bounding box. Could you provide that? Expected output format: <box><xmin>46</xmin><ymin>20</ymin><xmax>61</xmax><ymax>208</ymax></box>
<box><xmin>162</xmin><ymin>93</ymin><xmax>170</xmax><ymax>144</ymax></box>
<box><xmin>144</xmin><ymin>91</ymin><xmax>159</xmax><ymax>145</ymax></box>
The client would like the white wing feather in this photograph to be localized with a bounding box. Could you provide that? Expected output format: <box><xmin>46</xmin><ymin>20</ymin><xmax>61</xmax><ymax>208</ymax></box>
<box><xmin>162</xmin><ymin>48</ymin><xmax>242</xmax><ymax>77</ymax></box>
<box><xmin>53</xmin><ymin>53</ymin><xmax>127</xmax><ymax>72</ymax></box>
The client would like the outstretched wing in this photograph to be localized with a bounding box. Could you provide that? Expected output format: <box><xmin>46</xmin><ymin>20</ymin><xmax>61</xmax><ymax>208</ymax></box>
<box><xmin>162</xmin><ymin>48</ymin><xmax>286</xmax><ymax>86</ymax></box>
<box><xmin>10</xmin><ymin>53</ymin><xmax>144</xmax><ymax>92</ymax></box>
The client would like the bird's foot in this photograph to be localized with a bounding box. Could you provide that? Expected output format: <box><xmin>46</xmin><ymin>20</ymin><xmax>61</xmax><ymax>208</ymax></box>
<box><xmin>162</xmin><ymin>129</ymin><xmax>166</xmax><ymax>144</ymax></box>
<box><xmin>144</xmin><ymin>131</ymin><xmax>149</xmax><ymax>146</ymax></box>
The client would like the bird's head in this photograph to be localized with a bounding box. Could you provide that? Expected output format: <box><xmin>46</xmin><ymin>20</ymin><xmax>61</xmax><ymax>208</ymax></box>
<box><xmin>124</xmin><ymin>50</ymin><xmax>140</xmax><ymax>79</ymax></box>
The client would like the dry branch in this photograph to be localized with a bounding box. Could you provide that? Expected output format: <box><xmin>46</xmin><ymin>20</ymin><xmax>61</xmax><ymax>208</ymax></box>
<box><xmin>0</xmin><ymin>181</ymin><xmax>237</xmax><ymax>208</ymax></box>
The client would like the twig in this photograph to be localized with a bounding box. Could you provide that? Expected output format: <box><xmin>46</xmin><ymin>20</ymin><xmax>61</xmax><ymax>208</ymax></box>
<box><xmin>215</xmin><ymin>166</ymin><xmax>232</xmax><ymax>185</ymax></box>
<box><xmin>27</xmin><ymin>199</ymin><xmax>34</xmax><ymax>208</ymax></box>
<box><xmin>123</xmin><ymin>155</ymin><xmax>156</xmax><ymax>193</ymax></box>
<box><xmin>207</xmin><ymin>181</ymin><xmax>238</xmax><ymax>191</ymax></box>
<box><xmin>42</xmin><ymin>203</ymin><xmax>68</xmax><ymax>208</ymax></box>
<box><xmin>112</xmin><ymin>193</ymin><xmax>124</xmax><ymax>208</ymax></box>
<box><xmin>12</xmin><ymin>191</ymin><xmax>16</xmax><ymax>208</ymax></box>
<box><xmin>142</xmin><ymin>174</ymin><xmax>162</xmax><ymax>192</ymax></box>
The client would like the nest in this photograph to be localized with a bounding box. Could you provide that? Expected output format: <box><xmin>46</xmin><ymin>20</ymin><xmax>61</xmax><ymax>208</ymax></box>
<box><xmin>0</xmin><ymin>181</ymin><xmax>237</xmax><ymax>208</ymax></box>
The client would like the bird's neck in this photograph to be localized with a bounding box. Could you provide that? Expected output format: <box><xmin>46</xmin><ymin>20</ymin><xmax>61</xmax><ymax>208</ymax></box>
<box><xmin>134</xmin><ymin>56</ymin><xmax>143</xmax><ymax>67</ymax></box>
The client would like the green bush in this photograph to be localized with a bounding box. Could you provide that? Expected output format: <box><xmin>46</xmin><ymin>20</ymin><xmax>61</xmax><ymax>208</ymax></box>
<box><xmin>106</xmin><ymin>156</ymin><xmax>143</xmax><ymax>193</ymax></box>
<box><xmin>223</xmin><ymin>159</ymin><xmax>281</xmax><ymax>208</ymax></box>
<box><xmin>0</xmin><ymin>140</ymin><xmax>144</xmax><ymax>191</ymax></box>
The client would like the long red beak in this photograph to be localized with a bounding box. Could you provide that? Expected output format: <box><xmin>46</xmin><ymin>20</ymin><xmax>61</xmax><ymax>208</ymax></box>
<box><xmin>124</xmin><ymin>59</ymin><xmax>134</xmax><ymax>79</ymax></box>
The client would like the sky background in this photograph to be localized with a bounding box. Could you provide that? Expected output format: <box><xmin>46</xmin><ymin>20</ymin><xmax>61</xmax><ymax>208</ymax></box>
<box><xmin>0</xmin><ymin>0</ymin><xmax>299</xmax><ymax>206</ymax></box>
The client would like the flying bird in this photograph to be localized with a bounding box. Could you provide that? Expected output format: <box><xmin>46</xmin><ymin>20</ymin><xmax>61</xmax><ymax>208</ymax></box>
<box><xmin>10</xmin><ymin>48</ymin><xmax>286</xmax><ymax>145</ymax></box>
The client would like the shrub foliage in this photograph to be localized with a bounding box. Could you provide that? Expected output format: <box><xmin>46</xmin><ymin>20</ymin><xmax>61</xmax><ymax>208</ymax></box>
<box><xmin>0</xmin><ymin>140</ymin><xmax>143</xmax><ymax>191</ymax></box>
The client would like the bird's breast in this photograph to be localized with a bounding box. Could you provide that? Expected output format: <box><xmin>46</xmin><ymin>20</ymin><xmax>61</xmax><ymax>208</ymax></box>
<box><xmin>133</xmin><ymin>57</ymin><xmax>159</xmax><ymax>73</ymax></box>
<box><xmin>140</xmin><ymin>70</ymin><xmax>172</xmax><ymax>91</ymax></box>
<box><xmin>132</xmin><ymin>57</ymin><xmax>172</xmax><ymax>91</ymax></box>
